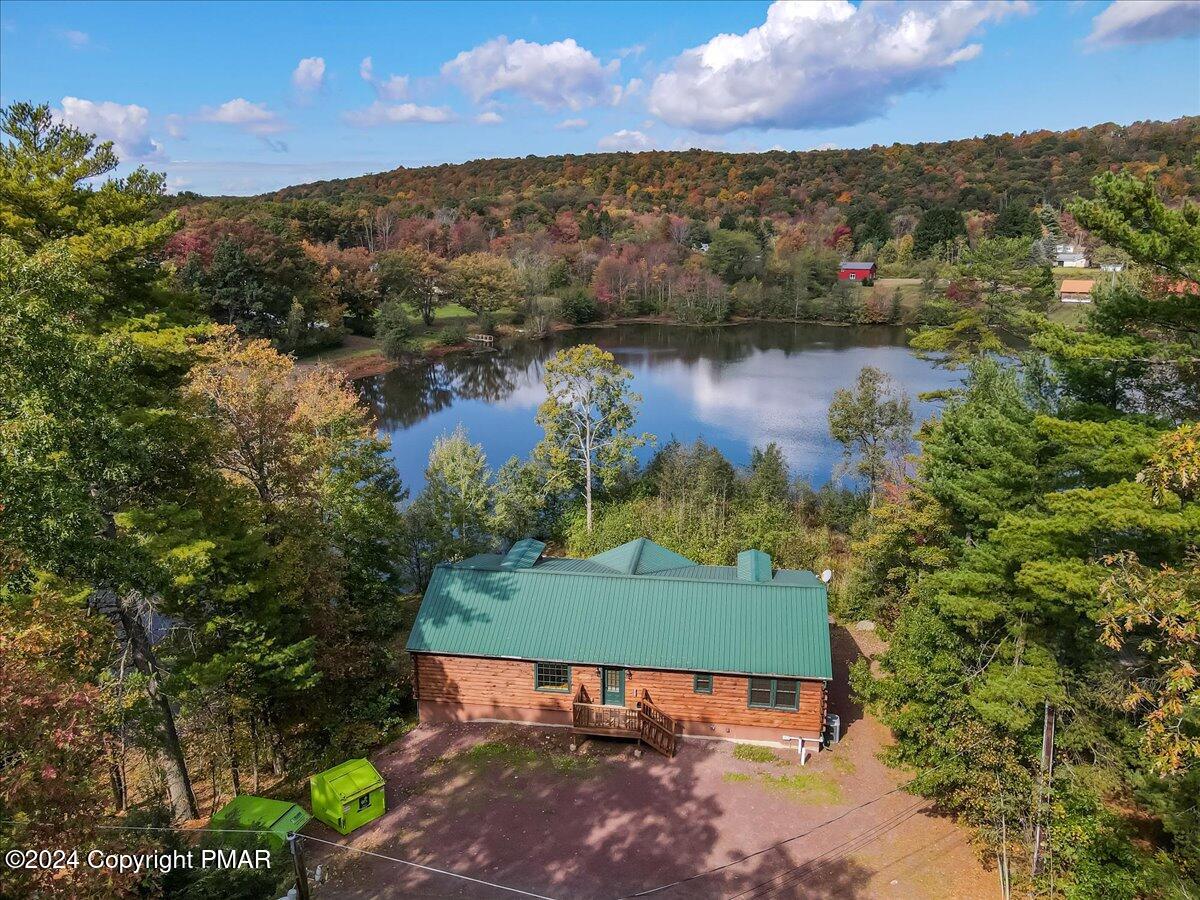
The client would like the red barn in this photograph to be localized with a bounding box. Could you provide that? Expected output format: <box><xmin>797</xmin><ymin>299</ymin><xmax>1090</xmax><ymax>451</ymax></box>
<box><xmin>838</xmin><ymin>262</ymin><xmax>876</xmax><ymax>285</ymax></box>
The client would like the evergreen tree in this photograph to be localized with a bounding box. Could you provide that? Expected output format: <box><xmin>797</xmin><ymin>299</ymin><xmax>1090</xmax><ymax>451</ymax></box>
<box><xmin>746</xmin><ymin>443</ymin><xmax>791</xmax><ymax>503</ymax></box>
<box><xmin>413</xmin><ymin>425</ymin><xmax>494</xmax><ymax>562</ymax></box>
<box><xmin>993</xmin><ymin>200</ymin><xmax>1040</xmax><ymax>239</ymax></box>
<box><xmin>913</xmin><ymin>206</ymin><xmax>967</xmax><ymax>258</ymax></box>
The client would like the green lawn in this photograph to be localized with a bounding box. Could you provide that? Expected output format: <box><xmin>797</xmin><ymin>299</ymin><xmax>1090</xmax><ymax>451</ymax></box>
<box><xmin>1048</xmin><ymin>303</ymin><xmax>1091</xmax><ymax>326</ymax></box>
<box><xmin>1052</xmin><ymin>267</ymin><xmax>1104</xmax><ymax>279</ymax></box>
<box><xmin>296</xmin><ymin>336</ymin><xmax>381</xmax><ymax>363</ymax></box>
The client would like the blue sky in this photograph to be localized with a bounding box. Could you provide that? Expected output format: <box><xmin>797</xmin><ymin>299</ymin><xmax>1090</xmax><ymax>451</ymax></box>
<box><xmin>2</xmin><ymin>0</ymin><xmax>1198</xmax><ymax>195</ymax></box>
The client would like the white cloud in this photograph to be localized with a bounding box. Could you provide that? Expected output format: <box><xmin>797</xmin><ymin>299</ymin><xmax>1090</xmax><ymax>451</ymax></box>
<box><xmin>442</xmin><ymin>36</ymin><xmax>618</xmax><ymax>110</ymax></box>
<box><xmin>648</xmin><ymin>0</ymin><xmax>1027</xmax><ymax>133</ymax></box>
<box><xmin>609</xmin><ymin>77</ymin><xmax>643</xmax><ymax>106</ymax></box>
<box><xmin>475</xmin><ymin>111</ymin><xmax>504</xmax><ymax>125</ymax></box>
<box><xmin>60</xmin><ymin>29</ymin><xmax>89</xmax><ymax>48</ymax></box>
<box><xmin>58</xmin><ymin>97</ymin><xmax>163</xmax><ymax>160</ymax></box>
<box><xmin>199</xmin><ymin>98</ymin><xmax>287</xmax><ymax>135</ymax></box>
<box><xmin>556</xmin><ymin>117</ymin><xmax>589</xmax><ymax>130</ymax></box>
<box><xmin>292</xmin><ymin>56</ymin><xmax>326</xmax><ymax>93</ymax></box>
<box><xmin>343</xmin><ymin>101</ymin><xmax>457</xmax><ymax>126</ymax></box>
<box><xmin>598</xmin><ymin>129</ymin><xmax>654</xmax><ymax>151</ymax></box>
<box><xmin>165</xmin><ymin>114</ymin><xmax>187</xmax><ymax>140</ymax></box>
<box><xmin>1086</xmin><ymin>0</ymin><xmax>1200</xmax><ymax>48</ymax></box>
<box><xmin>359</xmin><ymin>56</ymin><xmax>409</xmax><ymax>100</ymax></box>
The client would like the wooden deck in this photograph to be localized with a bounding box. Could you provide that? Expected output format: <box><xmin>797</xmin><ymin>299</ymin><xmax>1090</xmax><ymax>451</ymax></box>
<box><xmin>572</xmin><ymin>686</ymin><xmax>678</xmax><ymax>758</ymax></box>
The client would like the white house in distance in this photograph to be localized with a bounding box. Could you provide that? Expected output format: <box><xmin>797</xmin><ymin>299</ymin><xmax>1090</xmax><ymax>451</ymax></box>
<box><xmin>1055</xmin><ymin>243</ymin><xmax>1090</xmax><ymax>268</ymax></box>
<box><xmin>1059</xmin><ymin>279</ymin><xmax>1095</xmax><ymax>303</ymax></box>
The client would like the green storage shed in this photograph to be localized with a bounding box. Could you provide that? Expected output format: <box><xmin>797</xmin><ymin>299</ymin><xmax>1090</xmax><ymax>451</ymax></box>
<box><xmin>310</xmin><ymin>758</ymin><xmax>386</xmax><ymax>835</ymax></box>
<box><xmin>209</xmin><ymin>795</ymin><xmax>311</xmax><ymax>849</ymax></box>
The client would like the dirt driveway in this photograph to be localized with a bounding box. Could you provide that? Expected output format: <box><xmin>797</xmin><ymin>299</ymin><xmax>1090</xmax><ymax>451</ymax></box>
<box><xmin>309</xmin><ymin>629</ymin><xmax>993</xmax><ymax>899</ymax></box>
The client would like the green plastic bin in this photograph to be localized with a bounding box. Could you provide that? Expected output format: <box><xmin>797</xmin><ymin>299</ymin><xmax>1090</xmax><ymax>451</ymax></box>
<box><xmin>310</xmin><ymin>758</ymin><xmax>386</xmax><ymax>835</ymax></box>
<box><xmin>209</xmin><ymin>795</ymin><xmax>311</xmax><ymax>849</ymax></box>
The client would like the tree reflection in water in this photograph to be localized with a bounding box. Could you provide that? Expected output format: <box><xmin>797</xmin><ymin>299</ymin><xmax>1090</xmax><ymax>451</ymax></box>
<box><xmin>359</xmin><ymin>323</ymin><xmax>959</xmax><ymax>492</ymax></box>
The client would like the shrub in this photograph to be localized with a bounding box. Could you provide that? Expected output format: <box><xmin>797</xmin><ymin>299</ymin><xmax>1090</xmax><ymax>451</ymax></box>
<box><xmin>374</xmin><ymin>299</ymin><xmax>409</xmax><ymax>338</ymax></box>
<box><xmin>380</xmin><ymin>328</ymin><xmax>409</xmax><ymax>360</ymax></box>
<box><xmin>557</xmin><ymin>287</ymin><xmax>600</xmax><ymax>324</ymax></box>
<box><xmin>439</xmin><ymin>323</ymin><xmax>468</xmax><ymax>345</ymax></box>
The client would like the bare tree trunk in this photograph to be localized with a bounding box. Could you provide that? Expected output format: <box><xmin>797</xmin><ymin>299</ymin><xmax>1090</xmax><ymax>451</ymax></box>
<box><xmin>209</xmin><ymin>758</ymin><xmax>220</xmax><ymax>817</ymax></box>
<box><xmin>264</xmin><ymin>709</ymin><xmax>287</xmax><ymax>777</ymax></box>
<box><xmin>107</xmin><ymin>593</ymin><xmax>198</xmax><ymax>820</ymax></box>
<box><xmin>104</xmin><ymin>735</ymin><xmax>128</xmax><ymax>812</ymax></box>
<box><xmin>584</xmin><ymin>454</ymin><xmax>593</xmax><ymax>533</ymax></box>
<box><xmin>248</xmin><ymin>715</ymin><xmax>262</xmax><ymax>793</ymax></box>
<box><xmin>226</xmin><ymin>709</ymin><xmax>242</xmax><ymax>796</ymax></box>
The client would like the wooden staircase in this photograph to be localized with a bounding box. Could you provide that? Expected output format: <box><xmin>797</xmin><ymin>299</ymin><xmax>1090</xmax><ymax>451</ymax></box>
<box><xmin>636</xmin><ymin>691</ymin><xmax>678</xmax><ymax>758</ymax></box>
<box><xmin>571</xmin><ymin>685</ymin><xmax>678</xmax><ymax>758</ymax></box>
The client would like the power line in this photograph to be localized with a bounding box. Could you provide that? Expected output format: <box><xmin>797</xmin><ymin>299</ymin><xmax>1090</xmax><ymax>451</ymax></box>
<box><xmin>616</xmin><ymin>786</ymin><xmax>906</xmax><ymax>898</ymax></box>
<box><xmin>303</xmin><ymin>834</ymin><xmax>558</xmax><ymax>900</ymax></box>
<box><xmin>3</xmin><ymin>818</ymin><xmax>558</xmax><ymax>900</ymax></box>
<box><xmin>729</xmin><ymin>801</ymin><xmax>928</xmax><ymax>899</ymax></box>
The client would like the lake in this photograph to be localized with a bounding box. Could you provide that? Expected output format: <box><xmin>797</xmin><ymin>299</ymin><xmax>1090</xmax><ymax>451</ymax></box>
<box><xmin>359</xmin><ymin>323</ymin><xmax>960</xmax><ymax>493</ymax></box>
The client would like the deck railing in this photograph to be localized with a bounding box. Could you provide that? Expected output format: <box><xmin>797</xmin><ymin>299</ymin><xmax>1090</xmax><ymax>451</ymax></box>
<box><xmin>570</xmin><ymin>685</ymin><xmax>678</xmax><ymax>758</ymax></box>
<box><xmin>572</xmin><ymin>702</ymin><xmax>640</xmax><ymax>734</ymax></box>
<box><xmin>637</xmin><ymin>692</ymin><xmax>678</xmax><ymax>758</ymax></box>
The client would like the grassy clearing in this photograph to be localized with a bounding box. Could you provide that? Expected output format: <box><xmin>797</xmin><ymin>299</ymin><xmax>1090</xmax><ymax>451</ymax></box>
<box><xmin>298</xmin><ymin>342</ymin><xmax>381</xmax><ymax>364</ymax></box>
<box><xmin>1048</xmin><ymin>303</ymin><xmax>1091</xmax><ymax>326</ymax></box>
<box><xmin>437</xmin><ymin>740</ymin><xmax>599</xmax><ymax>777</ymax></box>
<box><xmin>866</xmin><ymin>279</ymin><xmax>924</xmax><ymax>311</ymax></box>
<box><xmin>402</xmin><ymin>302</ymin><xmax>477</xmax><ymax>322</ymax></box>
<box><xmin>733</xmin><ymin>744</ymin><xmax>785</xmax><ymax>765</ymax></box>
<box><xmin>832</xmin><ymin>754</ymin><xmax>857</xmax><ymax>776</ymax></box>
<box><xmin>724</xmin><ymin>769</ymin><xmax>844</xmax><ymax>804</ymax></box>
<box><xmin>758</xmin><ymin>771</ymin><xmax>844</xmax><ymax>805</ymax></box>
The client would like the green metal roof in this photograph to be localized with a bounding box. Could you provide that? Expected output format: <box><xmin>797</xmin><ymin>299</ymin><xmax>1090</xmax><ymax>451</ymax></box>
<box><xmin>589</xmin><ymin>537</ymin><xmax>697</xmax><ymax>575</ymax></box>
<box><xmin>407</xmin><ymin>538</ymin><xmax>832</xmax><ymax>680</ymax></box>
<box><xmin>313</xmin><ymin>758</ymin><xmax>385</xmax><ymax>802</ymax></box>
<box><xmin>210</xmin><ymin>795</ymin><xmax>311</xmax><ymax>840</ymax></box>
<box><xmin>499</xmin><ymin>538</ymin><xmax>545</xmax><ymax>569</ymax></box>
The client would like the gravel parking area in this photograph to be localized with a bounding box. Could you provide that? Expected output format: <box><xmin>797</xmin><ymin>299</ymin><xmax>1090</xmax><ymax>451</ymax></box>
<box><xmin>310</xmin><ymin>628</ymin><xmax>992</xmax><ymax>899</ymax></box>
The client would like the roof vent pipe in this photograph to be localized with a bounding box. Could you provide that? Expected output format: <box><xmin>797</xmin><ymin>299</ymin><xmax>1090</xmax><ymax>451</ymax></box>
<box><xmin>737</xmin><ymin>549</ymin><xmax>772</xmax><ymax>582</ymax></box>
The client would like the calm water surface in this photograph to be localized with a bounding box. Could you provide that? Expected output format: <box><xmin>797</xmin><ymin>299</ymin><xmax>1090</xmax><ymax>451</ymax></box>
<box><xmin>359</xmin><ymin>323</ymin><xmax>959</xmax><ymax>493</ymax></box>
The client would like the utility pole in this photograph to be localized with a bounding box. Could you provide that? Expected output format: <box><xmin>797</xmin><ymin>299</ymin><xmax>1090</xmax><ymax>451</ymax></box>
<box><xmin>289</xmin><ymin>832</ymin><xmax>311</xmax><ymax>900</ymax></box>
<box><xmin>1031</xmin><ymin>702</ymin><xmax>1056</xmax><ymax>877</ymax></box>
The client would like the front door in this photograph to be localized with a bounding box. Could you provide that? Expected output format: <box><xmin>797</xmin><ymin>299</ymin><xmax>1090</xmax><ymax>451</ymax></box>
<box><xmin>601</xmin><ymin>667</ymin><xmax>625</xmax><ymax>706</ymax></box>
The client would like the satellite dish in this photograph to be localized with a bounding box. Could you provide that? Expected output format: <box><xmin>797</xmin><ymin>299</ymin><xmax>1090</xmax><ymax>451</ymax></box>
<box><xmin>820</xmin><ymin>569</ymin><xmax>833</xmax><ymax>584</ymax></box>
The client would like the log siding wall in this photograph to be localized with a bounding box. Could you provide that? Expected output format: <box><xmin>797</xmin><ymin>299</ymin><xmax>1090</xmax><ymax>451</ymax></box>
<box><xmin>413</xmin><ymin>653</ymin><xmax>826</xmax><ymax>737</ymax></box>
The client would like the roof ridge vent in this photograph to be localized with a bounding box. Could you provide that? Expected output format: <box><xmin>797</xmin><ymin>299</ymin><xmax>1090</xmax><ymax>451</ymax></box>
<box><xmin>737</xmin><ymin>549</ymin><xmax>773</xmax><ymax>582</ymax></box>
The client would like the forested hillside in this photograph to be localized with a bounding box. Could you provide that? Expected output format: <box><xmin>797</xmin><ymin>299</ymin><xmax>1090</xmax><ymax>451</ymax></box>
<box><xmin>201</xmin><ymin>117</ymin><xmax>1200</xmax><ymax>216</ymax></box>
<box><xmin>156</xmin><ymin>117</ymin><xmax>1200</xmax><ymax>359</ymax></box>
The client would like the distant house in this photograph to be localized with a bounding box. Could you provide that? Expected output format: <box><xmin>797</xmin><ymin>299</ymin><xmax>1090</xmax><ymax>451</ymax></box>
<box><xmin>407</xmin><ymin>538</ymin><xmax>834</xmax><ymax>758</ymax></box>
<box><xmin>1054</xmin><ymin>243</ymin><xmax>1090</xmax><ymax>268</ymax></box>
<box><xmin>838</xmin><ymin>262</ymin><xmax>876</xmax><ymax>285</ymax></box>
<box><xmin>1059</xmin><ymin>279</ymin><xmax>1095</xmax><ymax>303</ymax></box>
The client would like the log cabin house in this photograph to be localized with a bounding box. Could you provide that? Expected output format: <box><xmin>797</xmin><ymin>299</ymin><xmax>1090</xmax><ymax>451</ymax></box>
<box><xmin>406</xmin><ymin>538</ymin><xmax>833</xmax><ymax>758</ymax></box>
